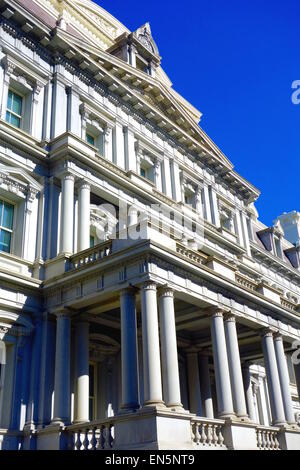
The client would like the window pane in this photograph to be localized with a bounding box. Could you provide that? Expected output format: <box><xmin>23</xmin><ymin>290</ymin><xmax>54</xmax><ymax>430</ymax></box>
<box><xmin>10</xmin><ymin>113</ymin><xmax>21</xmax><ymax>128</ymax></box>
<box><xmin>0</xmin><ymin>200</ymin><xmax>2</xmax><ymax>225</ymax></box>
<box><xmin>0</xmin><ymin>230</ymin><xmax>11</xmax><ymax>253</ymax></box>
<box><xmin>2</xmin><ymin>202</ymin><xmax>14</xmax><ymax>229</ymax></box>
<box><xmin>5</xmin><ymin>111</ymin><xmax>11</xmax><ymax>125</ymax></box>
<box><xmin>12</xmin><ymin>93</ymin><xmax>22</xmax><ymax>116</ymax></box>
<box><xmin>87</xmin><ymin>134</ymin><xmax>95</xmax><ymax>146</ymax></box>
<box><xmin>89</xmin><ymin>364</ymin><xmax>95</xmax><ymax>395</ymax></box>
<box><xmin>89</xmin><ymin>398</ymin><xmax>94</xmax><ymax>421</ymax></box>
<box><xmin>90</xmin><ymin>235</ymin><xmax>95</xmax><ymax>248</ymax></box>
<box><xmin>7</xmin><ymin>91</ymin><xmax>12</xmax><ymax>111</ymax></box>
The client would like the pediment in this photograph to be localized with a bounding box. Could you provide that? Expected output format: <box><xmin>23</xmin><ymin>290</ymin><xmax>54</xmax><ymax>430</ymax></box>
<box><xmin>0</xmin><ymin>165</ymin><xmax>42</xmax><ymax>192</ymax></box>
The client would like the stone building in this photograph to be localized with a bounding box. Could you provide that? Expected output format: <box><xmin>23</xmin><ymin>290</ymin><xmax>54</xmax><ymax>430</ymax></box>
<box><xmin>0</xmin><ymin>0</ymin><xmax>300</xmax><ymax>450</ymax></box>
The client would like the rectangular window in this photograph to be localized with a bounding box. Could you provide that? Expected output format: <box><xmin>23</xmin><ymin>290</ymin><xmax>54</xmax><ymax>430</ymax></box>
<box><xmin>6</xmin><ymin>90</ymin><xmax>23</xmax><ymax>129</ymax></box>
<box><xmin>274</xmin><ymin>237</ymin><xmax>282</xmax><ymax>258</ymax></box>
<box><xmin>86</xmin><ymin>133</ymin><xmax>95</xmax><ymax>146</ymax></box>
<box><xmin>90</xmin><ymin>235</ymin><xmax>95</xmax><ymax>248</ymax></box>
<box><xmin>89</xmin><ymin>363</ymin><xmax>96</xmax><ymax>421</ymax></box>
<box><xmin>0</xmin><ymin>200</ymin><xmax>14</xmax><ymax>253</ymax></box>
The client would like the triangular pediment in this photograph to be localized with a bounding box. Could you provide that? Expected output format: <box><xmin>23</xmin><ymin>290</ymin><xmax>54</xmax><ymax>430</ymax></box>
<box><xmin>0</xmin><ymin>165</ymin><xmax>42</xmax><ymax>192</ymax></box>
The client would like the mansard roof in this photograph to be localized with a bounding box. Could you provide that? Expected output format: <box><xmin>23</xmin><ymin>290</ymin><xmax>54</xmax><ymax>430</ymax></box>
<box><xmin>0</xmin><ymin>0</ymin><xmax>260</xmax><ymax>203</ymax></box>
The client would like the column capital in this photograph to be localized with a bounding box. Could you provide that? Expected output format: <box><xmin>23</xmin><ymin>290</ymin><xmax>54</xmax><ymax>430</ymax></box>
<box><xmin>224</xmin><ymin>312</ymin><xmax>237</xmax><ymax>323</ymax></box>
<box><xmin>158</xmin><ymin>285</ymin><xmax>174</xmax><ymax>298</ymax></box>
<box><xmin>207</xmin><ymin>305</ymin><xmax>229</xmax><ymax>319</ymax></box>
<box><xmin>141</xmin><ymin>281</ymin><xmax>157</xmax><ymax>292</ymax></box>
<box><xmin>61</xmin><ymin>171</ymin><xmax>75</xmax><ymax>183</ymax></box>
<box><xmin>260</xmin><ymin>328</ymin><xmax>276</xmax><ymax>339</ymax></box>
<box><xmin>273</xmin><ymin>332</ymin><xmax>283</xmax><ymax>342</ymax></box>
<box><xmin>120</xmin><ymin>286</ymin><xmax>138</xmax><ymax>297</ymax></box>
<box><xmin>77</xmin><ymin>179</ymin><xmax>91</xmax><ymax>191</ymax></box>
<box><xmin>54</xmin><ymin>310</ymin><xmax>71</xmax><ymax>320</ymax></box>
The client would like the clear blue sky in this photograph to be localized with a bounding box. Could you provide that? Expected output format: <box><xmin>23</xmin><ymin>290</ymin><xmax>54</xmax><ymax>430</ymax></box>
<box><xmin>96</xmin><ymin>0</ymin><xmax>300</xmax><ymax>226</ymax></box>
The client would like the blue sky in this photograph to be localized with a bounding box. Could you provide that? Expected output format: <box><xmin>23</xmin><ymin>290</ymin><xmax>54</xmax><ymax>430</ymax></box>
<box><xmin>96</xmin><ymin>0</ymin><xmax>300</xmax><ymax>226</ymax></box>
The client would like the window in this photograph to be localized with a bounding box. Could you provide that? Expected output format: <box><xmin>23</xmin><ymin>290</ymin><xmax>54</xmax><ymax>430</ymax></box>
<box><xmin>274</xmin><ymin>236</ymin><xmax>282</xmax><ymax>258</ymax></box>
<box><xmin>90</xmin><ymin>235</ymin><xmax>95</xmax><ymax>248</ymax></box>
<box><xmin>6</xmin><ymin>90</ymin><xmax>23</xmax><ymax>128</ymax></box>
<box><xmin>139</xmin><ymin>161</ymin><xmax>154</xmax><ymax>183</ymax></box>
<box><xmin>86</xmin><ymin>133</ymin><xmax>95</xmax><ymax>147</ymax></box>
<box><xmin>89</xmin><ymin>363</ymin><xmax>97</xmax><ymax>421</ymax></box>
<box><xmin>0</xmin><ymin>200</ymin><xmax>14</xmax><ymax>253</ymax></box>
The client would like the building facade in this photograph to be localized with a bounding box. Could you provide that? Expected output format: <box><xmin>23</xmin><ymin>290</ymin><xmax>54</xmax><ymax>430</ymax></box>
<box><xmin>0</xmin><ymin>0</ymin><xmax>300</xmax><ymax>451</ymax></box>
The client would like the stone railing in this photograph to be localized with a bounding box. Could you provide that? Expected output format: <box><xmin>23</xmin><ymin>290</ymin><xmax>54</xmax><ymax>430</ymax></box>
<box><xmin>256</xmin><ymin>425</ymin><xmax>280</xmax><ymax>450</ymax></box>
<box><xmin>235</xmin><ymin>272</ymin><xmax>258</xmax><ymax>291</ymax></box>
<box><xmin>176</xmin><ymin>243</ymin><xmax>208</xmax><ymax>266</ymax></box>
<box><xmin>191</xmin><ymin>417</ymin><xmax>226</xmax><ymax>448</ymax></box>
<box><xmin>280</xmin><ymin>297</ymin><xmax>297</xmax><ymax>312</ymax></box>
<box><xmin>67</xmin><ymin>419</ymin><xmax>115</xmax><ymax>450</ymax></box>
<box><xmin>69</xmin><ymin>240</ymin><xmax>112</xmax><ymax>271</ymax></box>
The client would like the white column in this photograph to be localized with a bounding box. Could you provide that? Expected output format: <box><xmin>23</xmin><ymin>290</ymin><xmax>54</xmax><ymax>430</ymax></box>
<box><xmin>274</xmin><ymin>334</ymin><xmax>296</xmax><ymax>424</ymax></box>
<box><xmin>171</xmin><ymin>161</ymin><xmax>181</xmax><ymax>202</ymax></box>
<box><xmin>158</xmin><ymin>288</ymin><xmax>182</xmax><ymax>408</ymax></box>
<box><xmin>154</xmin><ymin>159</ymin><xmax>162</xmax><ymax>192</ymax></box>
<box><xmin>210</xmin><ymin>309</ymin><xmax>235</xmax><ymax>418</ymax></box>
<box><xmin>30</xmin><ymin>82</ymin><xmax>43</xmax><ymax>138</ymax></box>
<box><xmin>203</xmin><ymin>185</ymin><xmax>212</xmax><ymax>223</ymax></box>
<box><xmin>140</xmin><ymin>282</ymin><xmax>164</xmax><ymax>406</ymax></box>
<box><xmin>78</xmin><ymin>181</ymin><xmax>90</xmax><ymax>252</ymax></box>
<box><xmin>124</xmin><ymin>127</ymin><xmax>136</xmax><ymax>171</ymax></box>
<box><xmin>210</xmin><ymin>187</ymin><xmax>220</xmax><ymax>227</ymax></box>
<box><xmin>241</xmin><ymin>212</ymin><xmax>252</xmax><ymax>257</ymax></box>
<box><xmin>66</xmin><ymin>87</ymin><xmax>81</xmax><ymax>137</ymax></box>
<box><xmin>235</xmin><ymin>210</ymin><xmax>244</xmax><ymax>247</ymax></box>
<box><xmin>60</xmin><ymin>173</ymin><xmax>75</xmax><ymax>255</ymax></box>
<box><xmin>0</xmin><ymin>59</ymin><xmax>14</xmax><ymax>120</ymax></box>
<box><xmin>52</xmin><ymin>313</ymin><xmax>71</xmax><ymax>424</ymax></box>
<box><xmin>187</xmin><ymin>351</ymin><xmax>202</xmax><ymax>415</ymax></box>
<box><xmin>113</xmin><ymin>121</ymin><xmax>125</xmax><ymax>168</ymax></box>
<box><xmin>120</xmin><ymin>288</ymin><xmax>139</xmax><ymax>410</ymax></box>
<box><xmin>51</xmin><ymin>72</ymin><xmax>67</xmax><ymax>139</ymax></box>
<box><xmin>242</xmin><ymin>365</ymin><xmax>257</xmax><ymax>422</ymax></box>
<box><xmin>161</xmin><ymin>156</ymin><xmax>173</xmax><ymax>199</ymax></box>
<box><xmin>258</xmin><ymin>374</ymin><xmax>271</xmax><ymax>425</ymax></box>
<box><xmin>195</xmin><ymin>186</ymin><xmax>204</xmax><ymax>218</ymax></box>
<box><xmin>261</xmin><ymin>330</ymin><xmax>286</xmax><ymax>426</ymax></box>
<box><xmin>294</xmin><ymin>362</ymin><xmax>300</xmax><ymax>407</ymax></box>
<box><xmin>224</xmin><ymin>314</ymin><xmax>248</xmax><ymax>419</ymax></box>
<box><xmin>104</xmin><ymin>126</ymin><xmax>113</xmax><ymax>161</ymax></box>
<box><xmin>74</xmin><ymin>321</ymin><xmax>89</xmax><ymax>423</ymax></box>
<box><xmin>199</xmin><ymin>354</ymin><xmax>214</xmax><ymax>419</ymax></box>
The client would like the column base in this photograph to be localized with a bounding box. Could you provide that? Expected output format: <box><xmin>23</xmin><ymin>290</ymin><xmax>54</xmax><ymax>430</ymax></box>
<box><xmin>142</xmin><ymin>400</ymin><xmax>166</xmax><ymax>410</ymax></box>
<box><xmin>114</xmin><ymin>407</ymin><xmax>194</xmax><ymax>450</ymax></box>
<box><xmin>278</xmin><ymin>427</ymin><xmax>300</xmax><ymax>450</ymax></box>
<box><xmin>223</xmin><ymin>419</ymin><xmax>258</xmax><ymax>450</ymax></box>
<box><xmin>36</xmin><ymin>423</ymin><xmax>70</xmax><ymax>450</ymax></box>
<box><xmin>218</xmin><ymin>412</ymin><xmax>237</xmax><ymax>421</ymax></box>
<box><xmin>72</xmin><ymin>419</ymin><xmax>90</xmax><ymax>425</ymax></box>
<box><xmin>236</xmin><ymin>414</ymin><xmax>251</xmax><ymax>423</ymax></box>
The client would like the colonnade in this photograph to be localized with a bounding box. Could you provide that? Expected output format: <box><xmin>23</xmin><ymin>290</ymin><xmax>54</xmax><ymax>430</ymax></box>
<box><xmin>49</xmin><ymin>290</ymin><xmax>297</xmax><ymax>427</ymax></box>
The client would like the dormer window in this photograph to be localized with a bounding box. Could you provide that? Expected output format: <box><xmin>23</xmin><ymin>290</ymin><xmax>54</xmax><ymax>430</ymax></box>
<box><xmin>274</xmin><ymin>236</ymin><xmax>283</xmax><ymax>258</ymax></box>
